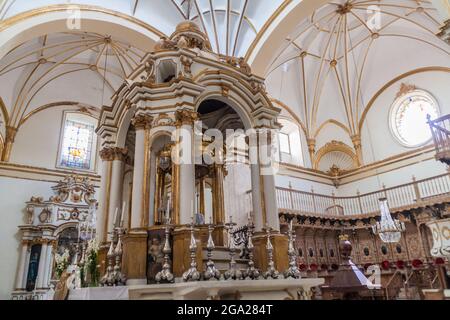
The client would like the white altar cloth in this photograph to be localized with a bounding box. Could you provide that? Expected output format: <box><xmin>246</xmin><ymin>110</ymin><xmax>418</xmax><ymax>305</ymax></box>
<box><xmin>68</xmin><ymin>278</ymin><xmax>324</xmax><ymax>300</ymax></box>
<box><xmin>69</xmin><ymin>287</ymin><xmax>129</xmax><ymax>300</ymax></box>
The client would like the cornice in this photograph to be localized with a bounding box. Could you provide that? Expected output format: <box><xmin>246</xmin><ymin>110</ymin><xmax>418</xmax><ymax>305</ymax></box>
<box><xmin>280</xmin><ymin>144</ymin><xmax>438</xmax><ymax>187</ymax></box>
<box><xmin>0</xmin><ymin>162</ymin><xmax>101</xmax><ymax>185</ymax></box>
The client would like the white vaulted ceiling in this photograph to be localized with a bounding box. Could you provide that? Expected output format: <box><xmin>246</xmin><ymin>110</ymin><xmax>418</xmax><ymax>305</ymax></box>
<box><xmin>0</xmin><ymin>0</ymin><xmax>285</xmax><ymax>58</ymax></box>
<box><xmin>0</xmin><ymin>32</ymin><xmax>145</xmax><ymax>128</ymax></box>
<box><xmin>0</xmin><ymin>0</ymin><xmax>449</xmax><ymax>171</ymax></box>
<box><xmin>265</xmin><ymin>0</ymin><xmax>450</xmax><ymax>162</ymax></box>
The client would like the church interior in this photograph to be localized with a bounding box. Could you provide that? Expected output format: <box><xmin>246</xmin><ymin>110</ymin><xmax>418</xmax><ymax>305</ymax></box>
<box><xmin>0</xmin><ymin>0</ymin><xmax>449</xmax><ymax>301</ymax></box>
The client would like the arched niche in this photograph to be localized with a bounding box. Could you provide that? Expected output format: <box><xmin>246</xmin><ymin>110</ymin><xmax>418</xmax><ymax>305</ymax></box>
<box><xmin>195</xmin><ymin>94</ymin><xmax>254</xmax><ymax>132</ymax></box>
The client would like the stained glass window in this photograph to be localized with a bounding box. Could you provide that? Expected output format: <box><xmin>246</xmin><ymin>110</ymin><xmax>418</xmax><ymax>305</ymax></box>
<box><xmin>390</xmin><ymin>90</ymin><xmax>439</xmax><ymax>147</ymax></box>
<box><xmin>59</xmin><ymin>118</ymin><xmax>95</xmax><ymax>170</ymax></box>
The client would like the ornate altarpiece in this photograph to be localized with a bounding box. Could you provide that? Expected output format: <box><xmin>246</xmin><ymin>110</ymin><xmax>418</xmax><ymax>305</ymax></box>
<box><xmin>11</xmin><ymin>176</ymin><xmax>97</xmax><ymax>300</ymax></box>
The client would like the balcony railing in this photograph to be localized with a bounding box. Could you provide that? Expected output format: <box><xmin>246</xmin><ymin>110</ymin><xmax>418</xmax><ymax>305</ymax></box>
<box><xmin>245</xmin><ymin>173</ymin><xmax>450</xmax><ymax>217</ymax></box>
<box><xmin>428</xmin><ymin>114</ymin><xmax>450</xmax><ymax>165</ymax></box>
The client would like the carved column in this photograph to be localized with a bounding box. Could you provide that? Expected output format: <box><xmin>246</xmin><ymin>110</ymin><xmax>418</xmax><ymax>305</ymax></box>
<box><xmin>172</xmin><ymin>110</ymin><xmax>204</xmax><ymax>275</ymax></box>
<box><xmin>250</xmin><ymin>128</ymin><xmax>288</xmax><ymax>272</ymax></box>
<box><xmin>351</xmin><ymin>134</ymin><xmax>363</xmax><ymax>166</ymax></box>
<box><xmin>130</xmin><ymin>114</ymin><xmax>153</xmax><ymax>230</ymax></box>
<box><xmin>212</xmin><ymin>164</ymin><xmax>225</xmax><ymax>225</ymax></box>
<box><xmin>124</xmin><ymin>114</ymin><xmax>153</xmax><ymax>285</ymax></box>
<box><xmin>15</xmin><ymin>240</ymin><xmax>30</xmax><ymax>290</ymax></box>
<box><xmin>173</xmin><ymin>109</ymin><xmax>197</xmax><ymax>225</ymax></box>
<box><xmin>107</xmin><ymin>147</ymin><xmax>128</xmax><ymax>235</ymax></box>
<box><xmin>97</xmin><ymin>147</ymin><xmax>115</xmax><ymax>244</ymax></box>
<box><xmin>1</xmin><ymin>126</ymin><xmax>17</xmax><ymax>162</ymax></box>
<box><xmin>35</xmin><ymin>240</ymin><xmax>49</xmax><ymax>289</ymax></box>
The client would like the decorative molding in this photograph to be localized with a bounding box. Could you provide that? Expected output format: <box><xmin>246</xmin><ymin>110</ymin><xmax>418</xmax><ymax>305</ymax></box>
<box><xmin>175</xmin><ymin>109</ymin><xmax>198</xmax><ymax>127</ymax></box>
<box><xmin>0</xmin><ymin>162</ymin><xmax>101</xmax><ymax>185</ymax></box>
<box><xmin>280</xmin><ymin>144</ymin><xmax>437</xmax><ymax>187</ymax></box>
<box><xmin>313</xmin><ymin>141</ymin><xmax>357</xmax><ymax>171</ymax></box>
<box><xmin>131</xmin><ymin>114</ymin><xmax>153</xmax><ymax>131</ymax></box>
<box><xmin>396</xmin><ymin>83</ymin><xmax>417</xmax><ymax>99</ymax></box>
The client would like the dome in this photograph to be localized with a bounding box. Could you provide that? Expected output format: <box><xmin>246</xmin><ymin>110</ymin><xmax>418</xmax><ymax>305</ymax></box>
<box><xmin>174</xmin><ymin>20</ymin><xmax>202</xmax><ymax>34</ymax></box>
<box><xmin>170</xmin><ymin>20</ymin><xmax>212</xmax><ymax>51</ymax></box>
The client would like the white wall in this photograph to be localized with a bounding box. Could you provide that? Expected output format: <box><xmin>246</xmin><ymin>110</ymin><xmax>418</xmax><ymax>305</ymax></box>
<box><xmin>276</xmin><ymin>174</ymin><xmax>336</xmax><ymax>196</ymax></box>
<box><xmin>361</xmin><ymin>71</ymin><xmax>450</xmax><ymax>163</ymax></box>
<box><xmin>10</xmin><ymin>106</ymin><xmax>100</xmax><ymax>172</ymax></box>
<box><xmin>0</xmin><ymin>177</ymin><xmax>54</xmax><ymax>300</ymax></box>
<box><xmin>337</xmin><ymin>159</ymin><xmax>448</xmax><ymax>196</ymax></box>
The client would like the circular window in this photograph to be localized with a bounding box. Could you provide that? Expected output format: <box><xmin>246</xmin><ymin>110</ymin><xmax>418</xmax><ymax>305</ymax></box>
<box><xmin>389</xmin><ymin>90</ymin><xmax>439</xmax><ymax>148</ymax></box>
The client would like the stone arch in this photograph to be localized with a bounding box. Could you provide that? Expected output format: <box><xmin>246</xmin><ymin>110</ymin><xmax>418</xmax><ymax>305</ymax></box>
<box><xmin>0</xmin><ymin>5</ymin><xmax>163</xmax><ymax>60</ymax></box>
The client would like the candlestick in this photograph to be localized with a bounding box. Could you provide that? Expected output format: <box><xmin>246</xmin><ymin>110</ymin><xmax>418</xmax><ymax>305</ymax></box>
<box><xmin>120</xmin><ymin>202</ymin><xmax>126</xmax><ymax>227</ymax></box>
<box><xmin>284</xmin><ymin>217</ymin><xmax>301</xmax><ymax>279</ymax></box>
<box><xmin>113</xmin><ymin>207</ymin><xmax>118</xmax><ymax>228</ymax></box>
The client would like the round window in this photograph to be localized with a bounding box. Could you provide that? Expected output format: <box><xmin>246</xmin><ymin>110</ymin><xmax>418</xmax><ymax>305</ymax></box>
<box><xmin>381</xmin><ymin>245</ymin><xmax>388</xmax><ymax>255</ymax></box>
<box><xmin>389</xmin><ymin>90</ymin><xmax>439</xmax><ymax>148</ymax></box>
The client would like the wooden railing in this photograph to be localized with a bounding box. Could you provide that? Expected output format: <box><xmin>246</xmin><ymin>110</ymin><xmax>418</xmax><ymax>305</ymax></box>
<box><xmin>428</xmin><ymin>114</ymin><xmax>450</xmax><ymax>165</ymax></box>
<box><xmin>271</xmin><ymin>173</ymin><xmax>450</xmax><ymax>217</ymax></box>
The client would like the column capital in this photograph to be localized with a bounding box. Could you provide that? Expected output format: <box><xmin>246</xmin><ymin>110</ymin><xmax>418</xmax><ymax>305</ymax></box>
<box><xmin>307</xmin><ymin>138</ymin><xmax>316</xmax><ymax>150</ymax></box>
<box><xmin>175</xmin><ymin>109</ymin><xmax>198</xmax><ymax>127</ymax></box>
<box><xmin>100</xmin><ymin>146</ymin><xmax>128</xmax><ymax>161</ymax></box>
<box><xmin>132</xmin><ymin>114</ymin><xmax>154</xmax><ymax>130</ymax></box>
<box><xmin>351</xmin><ymin>134</ymin><xmax>361</xmax><ymax>147</ymax></box>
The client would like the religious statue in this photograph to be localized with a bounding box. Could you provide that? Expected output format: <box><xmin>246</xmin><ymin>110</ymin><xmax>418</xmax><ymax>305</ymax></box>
<box><xmin>147</xmin><ymin>234</ymin><xmax>167</xmax><ymax>283</ymax></box>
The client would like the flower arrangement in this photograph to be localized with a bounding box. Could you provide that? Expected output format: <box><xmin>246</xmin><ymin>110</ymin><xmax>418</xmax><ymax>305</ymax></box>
<box><xmin>84</xmin><ymin>238</ymin><xmax>100</xmax><ymax>287</ymax></box>
<box><xmin>55</xmin><ymin>249</ymin><xmax>70</xmax><ymax>279</ymax></box>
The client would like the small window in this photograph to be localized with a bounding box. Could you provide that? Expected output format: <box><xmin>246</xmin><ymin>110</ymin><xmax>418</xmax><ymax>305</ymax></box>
<box><xmin>279</xmin><ymin>132</ymin><xmax>291</xmax><ymax>154</ymax></box>
<box><xmin>157</xmin><ymin>60</ymin><xmax>177</xmax><ymax>83</ymax></box>
<box><xmin>389</xmin><ymin>90</ymin><xmax>439</xmax><ymax>148</ymax></box>
<box><xmin>364</xmin><ymin>247</ymin><xmax>370</xmax><ymax>256</ymax></box>
<box><xmin>319</xmin><ymin>249</ymin><xmax>324</xmax><ymax>258</ymax></box>
<box><xmin>381</xmin><ymin>245</ymin><xmax>388</xmax><ymax>255</ymax></box>
<box><xmin>308</xmin><ymin>248</ymin><xmax>314</xmax><ymax>257</ymax></box>
<box><xmin>298</xmin><ymin>248</ymin><xmax>303</xmax><ymax>257</ymax></box>
<box><xmin>396</xmin><ymin>245</ymin><xmax>402</xmax><ymax>254</ymax></box>
<box><xmin>58</xmin><ymin>112</ymin><xmax>97</xmax><ymax>171</ymax></box>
